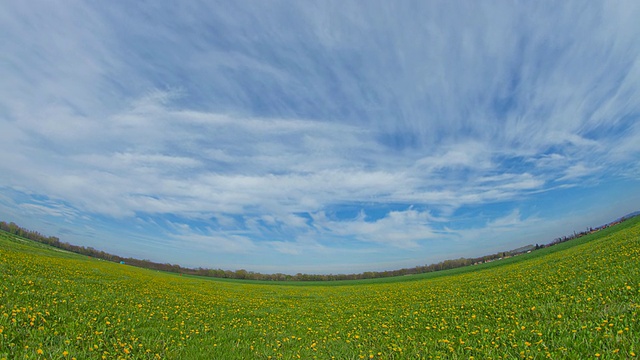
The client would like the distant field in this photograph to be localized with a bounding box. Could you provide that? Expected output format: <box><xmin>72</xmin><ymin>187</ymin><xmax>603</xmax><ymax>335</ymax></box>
<box><xmin>1</xmin><ymin>218</ymin><xmax>639</xmax><ymax>359</ymax></box>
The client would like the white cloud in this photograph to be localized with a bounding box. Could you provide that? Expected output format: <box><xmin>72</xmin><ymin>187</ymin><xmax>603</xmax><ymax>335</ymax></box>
<box><xmin>18</xmin><ymin>202</ymin><xmax>79</xmax><ymax>219</ymax></box>
<box><xmin>172</xmin><ymin>233</ymin><xmax>258</xmax><ymax>255</ymax></box>
<box><xmin>312</xmin><ymin>208</ymin><xmax>438</xmax><ymax>249</ymax></box>
<box><xmin>266</xmin><ymin>238</ymin><xmax>328</xmax><ymax>256</ymax></box>
<box><xmin>556</xmin><ymin>163</ymin><xmax>602</xmax><ymax>182</ymax></box>
<box><xmin>486</xmin><ymin>209</ymin><xmax>523</xmax><ymax>228</ymax></box>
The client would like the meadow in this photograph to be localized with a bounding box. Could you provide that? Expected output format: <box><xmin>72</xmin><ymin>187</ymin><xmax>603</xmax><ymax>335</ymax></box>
<box><xmin>1</xmin><ymin>218</ymin><xmax>639</xmax><ymax>359</ymax></box>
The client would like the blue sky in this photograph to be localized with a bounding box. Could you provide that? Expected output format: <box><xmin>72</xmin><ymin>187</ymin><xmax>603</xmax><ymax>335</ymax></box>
<box><xmin>1</xmin><ymin>1</ymin><xmax>640</xmax><ymax>274</ymax></box>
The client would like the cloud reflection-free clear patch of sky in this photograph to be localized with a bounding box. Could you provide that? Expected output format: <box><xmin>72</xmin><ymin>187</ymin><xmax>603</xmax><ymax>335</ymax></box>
<box><xmin>1</xmin><ymin>1</ymin><xmax>640</xmax><ymax>274</ymax></box>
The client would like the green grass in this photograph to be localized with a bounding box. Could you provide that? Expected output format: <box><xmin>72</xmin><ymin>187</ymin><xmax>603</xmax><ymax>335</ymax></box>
<box><xmin>1</xmin><ymin>218</ymin><xmax>639</xmax><ymax>359</ymax></box>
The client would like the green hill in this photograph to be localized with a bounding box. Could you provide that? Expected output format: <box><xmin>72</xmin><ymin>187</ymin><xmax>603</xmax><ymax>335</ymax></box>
<box><xmin>1</xmin><ymin>217</ymin><xmax>639</xmax><ymax>359</ymax></box>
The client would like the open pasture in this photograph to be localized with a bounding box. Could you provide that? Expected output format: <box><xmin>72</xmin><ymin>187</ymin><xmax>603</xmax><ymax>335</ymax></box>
<box><xmin>1</xmin><ymin>218</ymin><xmax>639</xmax><ymax>359</ymax></box>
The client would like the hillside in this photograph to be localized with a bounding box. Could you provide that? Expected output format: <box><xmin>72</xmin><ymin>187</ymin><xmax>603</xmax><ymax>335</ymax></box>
<box><xmin>1</xmin><ymin>217</ymin><xmax>639</xmax><ymax>359</ymax></box>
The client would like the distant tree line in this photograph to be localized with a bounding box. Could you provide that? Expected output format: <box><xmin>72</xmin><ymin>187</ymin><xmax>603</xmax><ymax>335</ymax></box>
<box><xmin>0</xmin><ymin>215</ymin><xmax>634</xmax><ymax>281</ymax></box>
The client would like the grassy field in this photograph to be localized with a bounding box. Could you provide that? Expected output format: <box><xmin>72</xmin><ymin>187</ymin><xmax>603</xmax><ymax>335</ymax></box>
<box><xmin>1</xmin><ymin>218</ymin><xmax>639</xmax><ymax>359</ymax></box>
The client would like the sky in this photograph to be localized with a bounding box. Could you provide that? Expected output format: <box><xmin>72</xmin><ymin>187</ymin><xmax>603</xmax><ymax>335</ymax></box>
<box><xmin>1</xmin><ymin>1</ymin><xmax>640</xmax><ymax>274</ymax></box>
